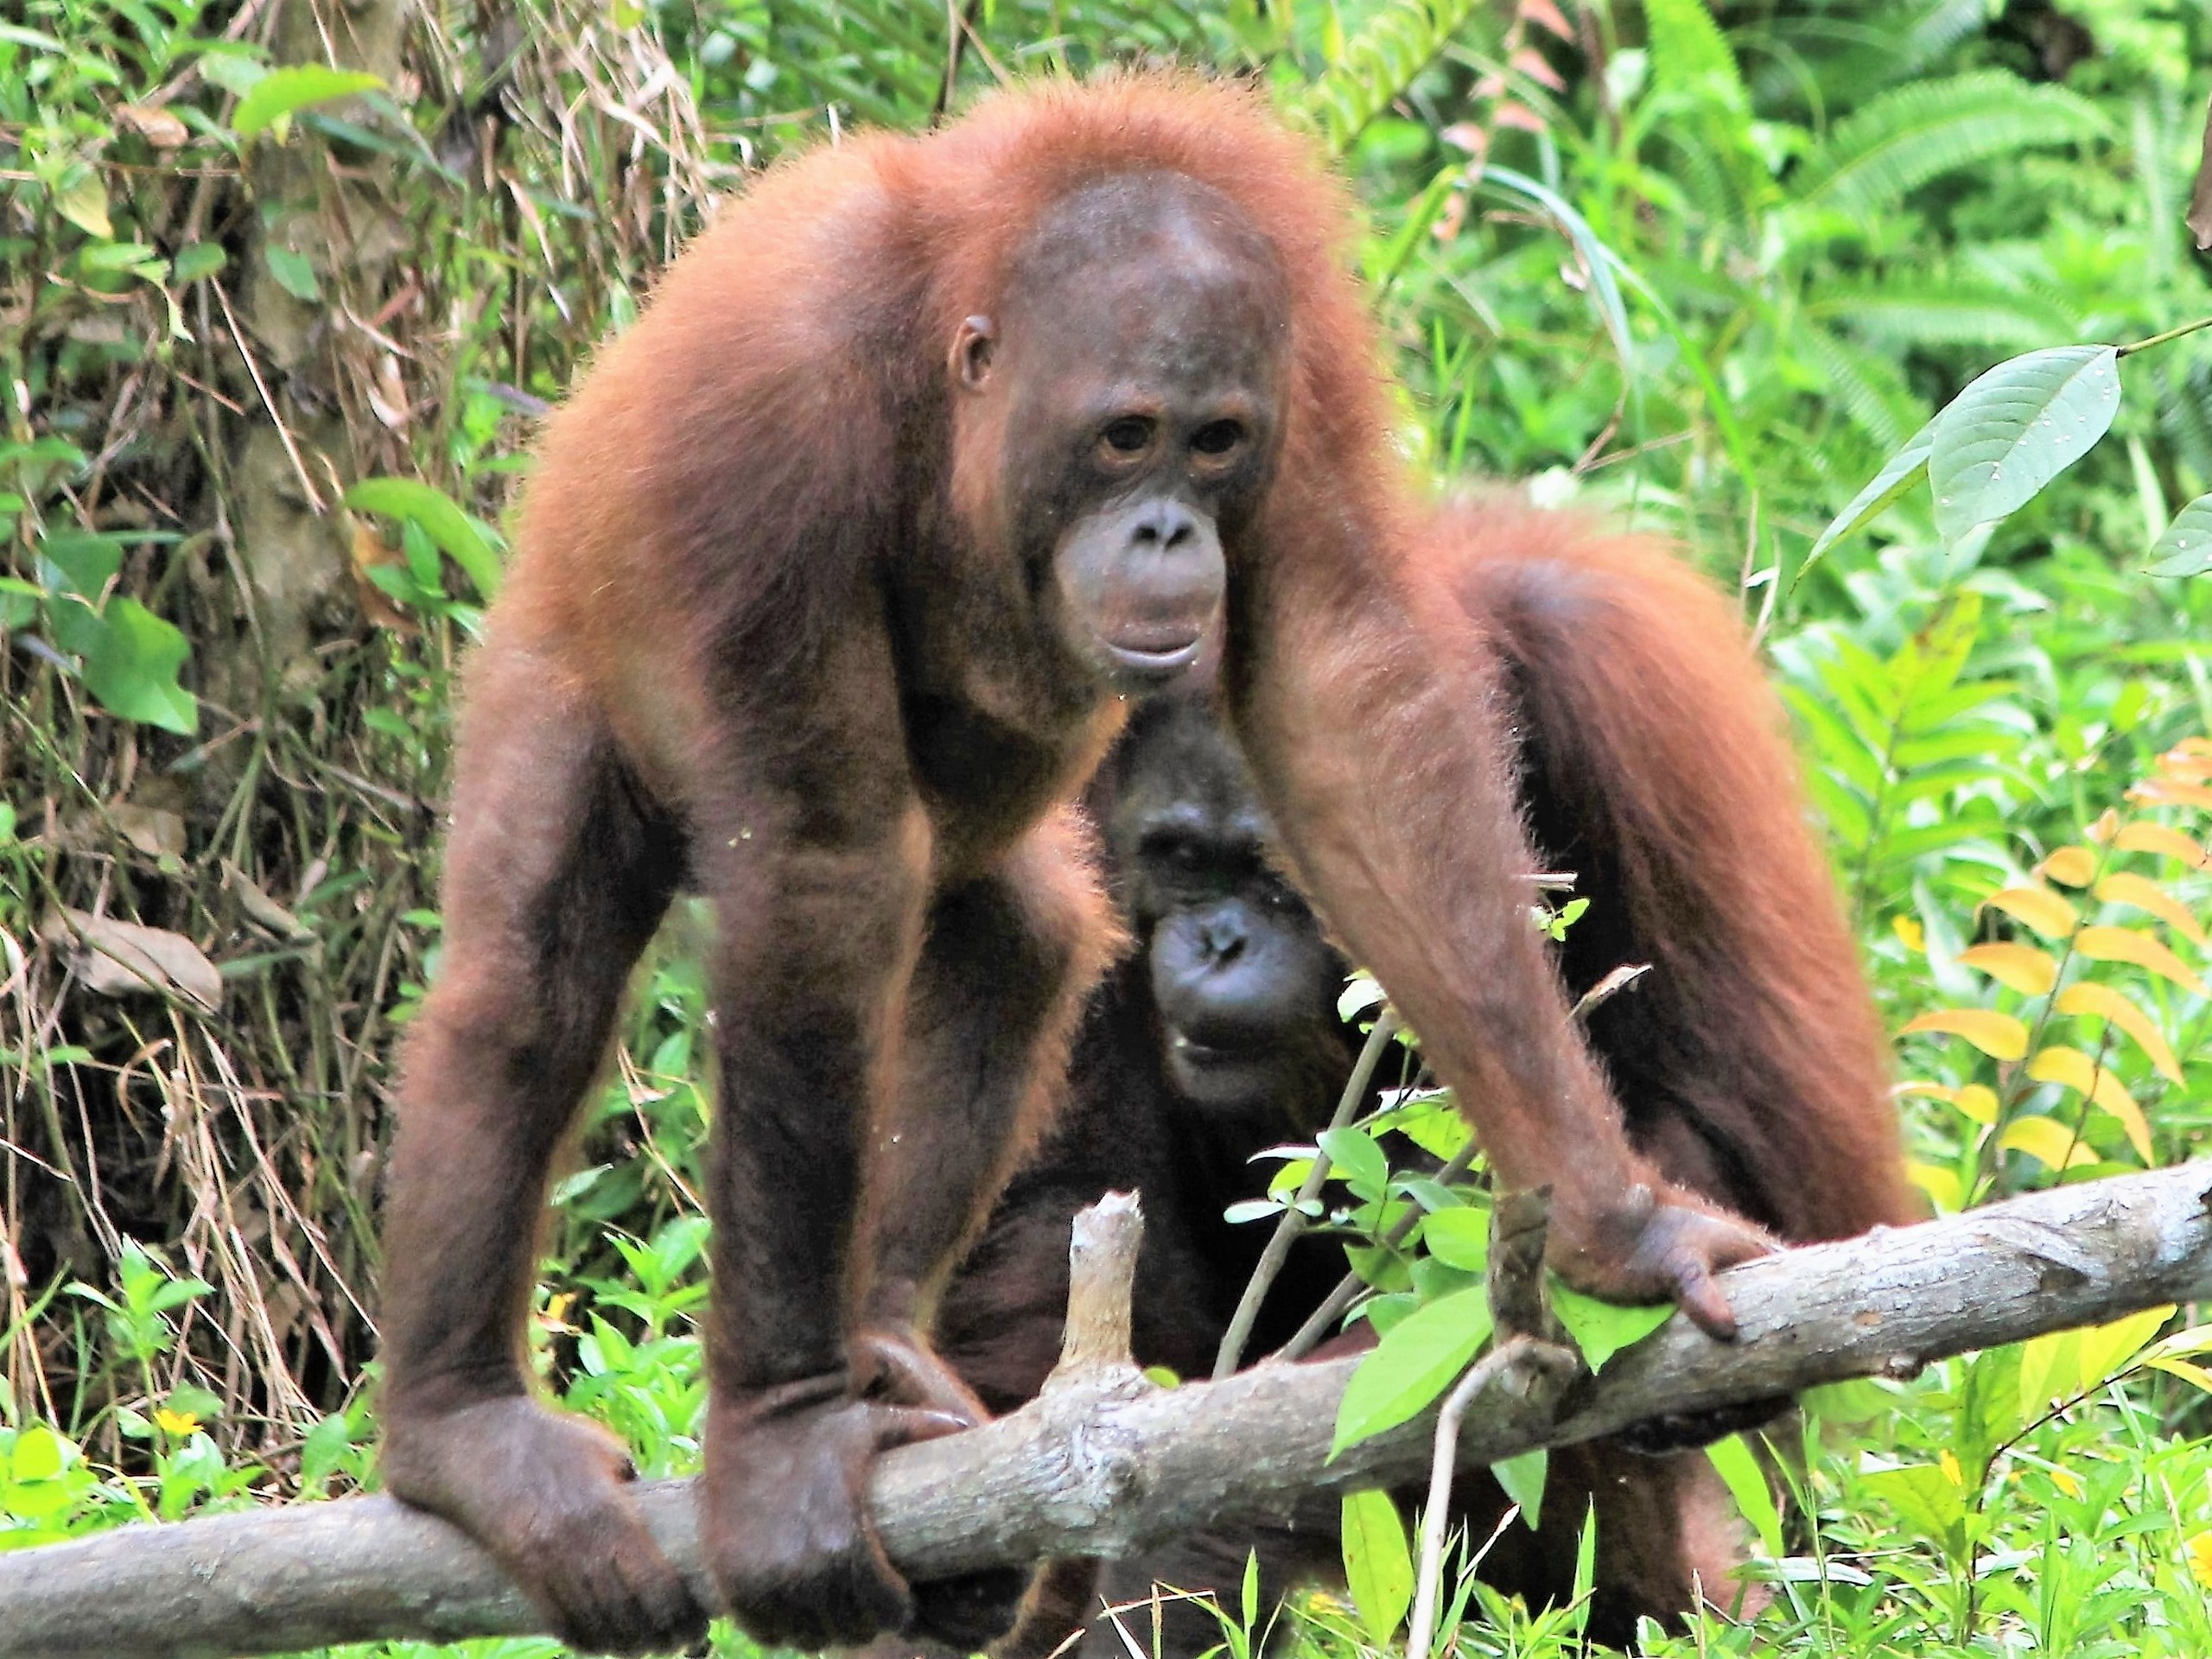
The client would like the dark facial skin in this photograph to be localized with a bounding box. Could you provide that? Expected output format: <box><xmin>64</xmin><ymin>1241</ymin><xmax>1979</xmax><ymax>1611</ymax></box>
<box><xmin>1109</xmin><ymin>704</ymin><xmax>1345</xmax><ymax>1111</ymax></box>
<box><xmin>954</xmin><ymin>176</ymin><xmax>1290</xmax><ymax>694</ymax></box>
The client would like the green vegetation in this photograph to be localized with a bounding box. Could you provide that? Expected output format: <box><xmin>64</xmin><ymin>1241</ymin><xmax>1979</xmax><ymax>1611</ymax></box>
<box><xmin>9</xmin><ymin>0</ymin><xmax>2212</xmax><ymax>1654</ymax></box>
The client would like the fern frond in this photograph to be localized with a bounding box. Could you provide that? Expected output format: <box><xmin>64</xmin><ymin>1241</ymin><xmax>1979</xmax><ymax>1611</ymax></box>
<box><xmin>1791</xmin><ymin>71</ymin><xmax>2108</xmax><ymax>223</ymax></box>
<box><xmin>1290</xmin><ymin>0</ymin><xmax>1502</xmax><ymax>156</ymax></box>
<box><xmin>1807</xmin><ymin>279</ymin><xmax>2078</xmax><ymax>352</ymax></box>
<box><xmin>1800</xmin><ymin>321</ymin><xmax>1923</xmax><ymax>450</ymax></box>
<box><xmin>1645</xmin><ymin>0</ymin><xmax>1747</xmax><ymax>111</ymax></box>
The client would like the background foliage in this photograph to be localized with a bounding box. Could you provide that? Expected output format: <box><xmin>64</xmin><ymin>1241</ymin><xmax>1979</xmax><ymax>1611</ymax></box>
<box><xmin>8</xmin><ymin>0</ymin><xmax>2212</xmax><ymax>1654</ymax></box>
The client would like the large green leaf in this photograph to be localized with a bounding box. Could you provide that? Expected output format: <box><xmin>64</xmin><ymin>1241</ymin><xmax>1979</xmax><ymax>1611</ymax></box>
<box><xmin>1339</xmin><ymin>1490</ymin><xmax>1412</xmax><ymax>1640</ymax></box>
<box><xmin>1802</xmin><ymin>417</ymin><xmax>1935</xmax><ymax>575</ymax></box>
<box><xmin>78</xmin><ymin>598</ymin><xmax>198</xmax><ymax>734</ymax></box>
<box><xmin>345</xmin><ymin>476</ymin><xmax>503</xmax><ymax>598</ymax></box>
<box><xmin>232</xmin><ymin>67</ymin><xmax>383</xmax><ymax>141</ymax></box>
<box><xmin>1490</xmin><ymin>1446</ymin><xmax>1548</xmax><ymax>1530</ymax></box>
<box><xmin>1928</xmin><ymin>345</ymin><xmax>2120</xmax><ymax>543</ymax></box>
<box><xmin>1707</xmin><ymin>1434</ymin><xmax>1783</xmax><ymax>1557</ymax></box>
<box><xmin>2148</xmin><ymin>492</ymin><xmax>2212</xmax><ymax>576</ymax></box>
<box><xmin>1549</xmin><ymin>1281</ymin><xmax>1673</xmax><ymax>1373</ymax></box>
<box><xmin>1331</xmin><ymin>1285</ymin><xmax>1491</xmax><ymax>1455</ymax></box>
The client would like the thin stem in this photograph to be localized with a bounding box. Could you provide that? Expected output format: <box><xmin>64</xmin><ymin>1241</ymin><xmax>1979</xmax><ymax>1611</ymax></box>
<box><xmin>1272</xmin><ymin>1141</ymin><xmax>1478</xmax><ymax>1365</ymax></box>
<box><xmin>1405</xmin><ymin>1341</ymin><xmax>1527</xmax><ymax>1659</ymax></box>
<box><xmin>1211</xmin><ymin>1007</ymin><xmax>1402</xmax><ymax>1381</ymax></box>
<box><xmin>2116</xmin><ymin>315</ymin><xmax>2212</xmax><ymax>359</ymax></box>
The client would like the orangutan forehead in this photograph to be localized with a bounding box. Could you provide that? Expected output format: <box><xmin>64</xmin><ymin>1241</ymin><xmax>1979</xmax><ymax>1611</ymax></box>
<box><xmin>1007</xmin><ymin>172</ymin><xmax>1287</xmax><ymax>301</ymax></box>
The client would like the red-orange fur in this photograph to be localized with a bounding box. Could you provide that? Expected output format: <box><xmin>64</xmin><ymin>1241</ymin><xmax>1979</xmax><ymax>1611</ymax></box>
<box><xmin>1432</xmin><ymin>495</ymin><xmax>1914</xmax><ymax>1241</ymax></box>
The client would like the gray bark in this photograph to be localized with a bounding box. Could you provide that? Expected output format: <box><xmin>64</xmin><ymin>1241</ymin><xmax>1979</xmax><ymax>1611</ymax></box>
<box><xmin>5</xmin><ymin>1163</ymin><xmax>2212</xmax><ymax>1659</ymax></box>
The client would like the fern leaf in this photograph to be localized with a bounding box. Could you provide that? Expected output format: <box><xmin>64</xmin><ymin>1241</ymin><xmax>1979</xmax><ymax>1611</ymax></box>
<box><xmin>1808</xmin><ymin>279</ymin><xmax>2078</xmax><ymax>352</ymax></box>
<box><xmin>1291</xmin><ymin>0</ymin><xmax>1502</xmax><ymax>156</ymax></box>
<box><xmin>1792</xmin><ymin>71</ymin><xmax>2108</xmax><ymax>223</ymax></box>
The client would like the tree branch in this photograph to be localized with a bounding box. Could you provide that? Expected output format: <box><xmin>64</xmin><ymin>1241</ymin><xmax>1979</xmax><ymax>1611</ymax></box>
<box><xmin>7</xmin><ymin>1163</ymin><xmax>2212</xmax><ymax>1659</ymax></box>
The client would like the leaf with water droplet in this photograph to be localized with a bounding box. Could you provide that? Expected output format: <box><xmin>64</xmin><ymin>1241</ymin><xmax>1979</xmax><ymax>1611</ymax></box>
<box><xmin>2149</xmin><ymin>491</ymin><xmax>2212</xmax><ymax>577</ymax></box>
<box><xmin>1929</xmin><ymin>345</ymin><xmax>2121</xmax><ymax>543</ymax></box>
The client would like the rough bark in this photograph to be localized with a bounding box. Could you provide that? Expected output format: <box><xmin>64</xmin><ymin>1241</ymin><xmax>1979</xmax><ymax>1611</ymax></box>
<box><xmin>5</xmin><ymin>1163</ymin><xmax>2212</xmax><ymax>1659</ymax></box>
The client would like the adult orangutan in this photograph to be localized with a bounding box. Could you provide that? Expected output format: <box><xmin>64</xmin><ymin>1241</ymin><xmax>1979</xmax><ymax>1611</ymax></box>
<box><xmin>925</xmin><ymin>499</ymin><xmax>1913</xmax><ymax>1651</ymax></box>
<box><xmin>377</xmin><ymin>78</ymin><xmax>1783</xmax><ymax>1656</ymax></box>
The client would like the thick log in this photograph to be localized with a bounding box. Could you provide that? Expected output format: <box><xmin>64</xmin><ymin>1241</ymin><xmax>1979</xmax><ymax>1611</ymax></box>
<box><xmin>5</xmin><ymin>1164</ymin><xmax>2211</xmax><ymax>1659</ymax></box>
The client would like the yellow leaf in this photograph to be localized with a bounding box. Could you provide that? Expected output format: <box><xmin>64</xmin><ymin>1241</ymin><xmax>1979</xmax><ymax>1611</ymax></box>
<box><xmin>2054</xmin><ymin>982</ymin><xmax>2183</xmax><ymax>1084</ymax></box>
<box><xmin>55</xmin><ymin>172</ymin><xmax>111</xmax><ymax>238</ymax></box>
<box><xmin>2146</xmin><ymin>1356</ymin><xmax>2212</xmax><ymax>1393</ymax></box>
<box><xmin>1957</xmin><ymin>942</ymin><xmax>2058</xmax><ymax>995</ymax></box>
<box><xmin>1999</xmin><ymin>1115</ymin><xmax>2096</xmax><ymax>1169</ymax></box>
<box><xmin>1908</xmin><ymin>1162</ymin><xmax>1963</xmax><ymax>1212</ymax></box>
<box><xmin>1938</xmin><ymin>1449</ymin><xmax>1964</xmax><ymax>1487</ymax></box>
<box><xmin>2113</xmin><ymin>823</ymin><xmax>2211</xmax><ymax>868</ymax></box>
<box><xmin>2149</xmin><ymin>1321</ymin><xmax>2212</xmax><ymax>1359</ymax></box>
<box><xmin>1894</xmin><ymin>1080</ymin><xmax>1957</xmax><ymax>1102</ymax></box>
<box><xmin>1981</xmin><ymin>886</ymin><xmax>2079</xmax><ymax>940</ymax></box>
<box><xmin>2129</xmin><ymin>779</ymin><xmax>2212</xmax><ymax>811</ymax></box>
<box><xmin>2048</xmin><ymin>1466</ymin><xmax>2082</xmax><ymax>1498</ymax></box>
<box><xmin>1894</xmin><ymin>1083</ymin><xmax>1998</xmax><ymax>1124</ymax></box>
<box><xmin>1893</xmin><ymin>914</ymin><xmax>1925</xmax><ymax>953</ymax></box>
<box><xmin>2190</xmin><ymin>1531</ymin><xmax>2212</xmax><ymax>1591</ymax></box>
<box><xmin>2086</xmin><ymin>809</ymin><xmax>2120</xmax><ymax>844</ymax></box>
<box><xmin>2026</xmin><ymin>1046</ymin><xmax>2153</xmax><ymax>1162</ymax></box>
<box><xmin>2075</xmin><ymin>925</ymin><xmax>2210</xmax><ymax>996</ymax></box>
<box><xmin>2160</xmin><ymin>741</ymin><xmax>2212</xmax><ymax>782</ymax></box>
<box><xmin>2037</xmin><ymin>846</ymin><xmax>2098</xmax><ymax>887</ymax></box>
<box><xmin>2094</xmin><ymin>872</ymin><xmax>2208</xmax><ymax>945</ymax></box>
<box><xmin>1899</xmin><ymin>1008</ymin><xmax>2030</xmax><ymax>1060</ymax></box>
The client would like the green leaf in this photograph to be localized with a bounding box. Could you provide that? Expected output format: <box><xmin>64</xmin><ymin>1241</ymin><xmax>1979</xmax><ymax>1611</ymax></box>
<box><xmin>1548</xmin><ymin>1281</ymin><xmax>1673</xmax><ymax>1373</ymax></box>
<box><xmin>1802</xmin><ymin>417</ymin><xmax>1935</xmax><ymax>574</ymax></box>
<box><xmin>171</xmin><ymin>244</ymin><xmax>227</xmax><ymax>284</ymax></box>
<box><xmin>1707</xmin><ymin>1435</ymin><xmax>1783</xmax><ymax>1557</ymax></box>
<box><xmin>231</xmin><ymin>67</ymin><xmax>383</xmax><ymax>141</ymax></box>
<box><xmin>11</xmin><ymin>1425</ymin><xmax>67</xmax><ymax>1482</ymax></box>
<box><xmin>54</xmin><ymin>173</ymin><xmax>111</xmax><ymax>238</ymax></box>
<box><xmin>1490</xmin><ymin>1446</ymin><xmax>1547</xmax><ymax>1531</ymax></box>
<box><xmin>1419</xmin><ymin>1207</ymin><xmax>1489</xmax><ymax>1273</ymax></box>
<box><xmin>1318</xmin><ymin>1126</ymin><xmax>1389</xmax><ymax>1200</ymax></box>
<box><xmin>345</xmin><ymin>476</ymin><xmax>502</xmax><ymax>599</ymax></box>
<box><xmin>263</xmin><ymin>244</ymin><xmax>320</xmax><ymax>302</ymax></box>
<box><xmin>1332</xmin><ymin>1285</ymin><xmax>1491</xmax><ymax>1455</ymax></box>
<box><xmin>1861</xmin><ymin>1461</ymin><xmax>1966</xmax><ymax>1541</ymax></box>
<box><xmin>79</xmin><ymin>597</ymin><xmax>198</xmax><ymax>734</ymax></box>
<box><xmin>194</xmin><ymin>48</ymin><xmax>269</xmax><ymax>98</ymax></box>
<box><xmin>299</xmin><ymin>1414</ymin><xmax>353</xmax><ymax>1489</ymax></box>
<box><xmin>2149</xmin><ymin>492</ymin><xmax>2212</xmax><ymax>576</ymax></box>
<box><xmin>1339</xmin><ymin>1489</ymin><xmax>1413</xmax><ymax>1641</ymax></box>
<box><xmin>1928</xmin><ymin>345</ymin><xmax>2121</xmax><ymax>543</ymax></box>
<box><xmin>37</xmin><ymin>529</ymin><xmax>128</xmax><ymax>597</ymax></box>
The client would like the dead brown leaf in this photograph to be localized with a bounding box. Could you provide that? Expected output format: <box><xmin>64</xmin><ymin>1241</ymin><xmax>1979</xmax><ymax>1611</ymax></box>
<box><xmin>111</xmin><ymin>803</ymin><xmax>187</xmax><ymax>859</ymax></box>
<box><xmin>116</xmin><ymin>104</ymin><xmax>190</xmax><ymax>149</ymax></box>
<box><xmin>46</xmin><ymin>908</ymin><xmax>222</xmax><ymax>1010</ymax></box>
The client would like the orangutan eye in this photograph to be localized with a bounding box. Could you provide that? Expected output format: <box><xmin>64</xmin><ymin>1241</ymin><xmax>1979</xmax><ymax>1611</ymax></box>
<box><xmin>1101</xmin><ymin>417</ymin><xmax>1155</xmax><ymax>456</ymax></box>
<box><xmin>1192</xmin><ymin>420</ymin><xmax>1244</xmax><ymax>456</ymax></box>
